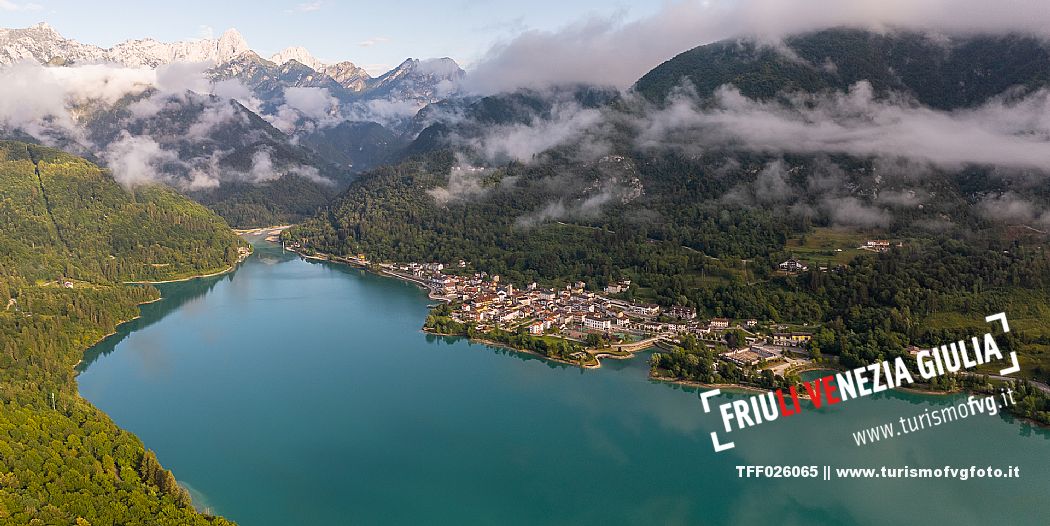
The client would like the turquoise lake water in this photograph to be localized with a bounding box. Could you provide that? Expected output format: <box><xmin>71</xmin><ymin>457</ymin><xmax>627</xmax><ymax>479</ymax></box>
<box><xmin>76</xmin><ymin>240</ymin><xmax>1050</xmax><ymax>525</ymax></box>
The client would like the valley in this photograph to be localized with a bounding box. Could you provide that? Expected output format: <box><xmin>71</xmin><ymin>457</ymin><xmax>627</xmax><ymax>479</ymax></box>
<box><xmin>2</xmin><ymin>9</ymin><xmax>1050</xmax><ymax>525</ymax></box>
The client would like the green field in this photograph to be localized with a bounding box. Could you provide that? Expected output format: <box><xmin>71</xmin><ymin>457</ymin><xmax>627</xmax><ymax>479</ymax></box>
<box><xmin>784</xmin><ymin>228</ymin><xmax>879</xmax><ymax>266</ymax></box>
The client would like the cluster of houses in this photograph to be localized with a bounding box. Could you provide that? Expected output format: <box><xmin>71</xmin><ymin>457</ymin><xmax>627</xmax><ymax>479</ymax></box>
<box><xmin>420</xmin><ymin>271</ymin><xmax>672</xmax><ymax>336</ymax></box>
<box><xmin>390</xmin><ymin>264</ymin><xmax>767</xmax><ymax>340</ymax></box>
<box><xmin>779</xmin><ymin>239</ymin><xmax>906</xmax><ymax>273</ymax></box>
<box><xmin>287</xmin><ymin>244</ymin><xmax>821</xmax><ymax>373</ymax></box>
<box><xmin>390</xmin><ymin>263</ymin><xmax>816</xmax><ymax>372</ymax></box>
<box><xmin>863</xmin><ymin>239</ymin><xmax>903</xmax><ymax>253</ymax></box>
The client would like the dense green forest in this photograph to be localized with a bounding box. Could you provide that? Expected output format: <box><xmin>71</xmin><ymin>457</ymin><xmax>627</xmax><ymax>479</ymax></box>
<box><xmin>285</xmin><ymin>151</ymin><xmax>798</xmax><ymax>292</ymax></box>
<box><xmin>0</xmin><ymin>141</ymin><xmax>238</xmax><ymax>524</ymax></box>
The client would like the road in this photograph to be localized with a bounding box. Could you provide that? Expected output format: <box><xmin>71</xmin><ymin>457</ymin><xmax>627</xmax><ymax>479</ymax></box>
<box><xmin>979</xmin><ymin>373</ymin><xmax>1050</xmax><ymax>395</ymax></box>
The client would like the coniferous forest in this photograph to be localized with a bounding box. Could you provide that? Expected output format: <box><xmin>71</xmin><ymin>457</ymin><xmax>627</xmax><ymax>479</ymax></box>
<box><xmin>0</xmin><ymin>141</ymin><xmax>240</xmax><ymax>524</ymax></box>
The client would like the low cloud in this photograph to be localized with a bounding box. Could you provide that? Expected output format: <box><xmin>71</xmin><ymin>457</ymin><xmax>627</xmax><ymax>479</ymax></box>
<box><xmin>266</xmin><ymin>86</ymin><xmax>340</xmax><ymax>133</ymax></box>
<box><xmin>444</xmin><ymin>96</ymin><xmax>611</xmax><ymax>165</ymax></box>
<box><xmin>0</xmin><ymin>62</ymin><xmax>154</xmax><ymax>141</ymax></box>
<box><xmin>515</xmin><ymin>155</ymin><xmax>643</xmax><ymax>228</ymax></box>
<box><xmin>427</xmin><ymin>161</ymin><xmax>495</xmax><ymax>205</ymax></box>
<box><xmin>633</xmin><ymin>82</ymin><xmax>1050</xmax><ymax>171</ymax></box>
<box><xmin>824</xmin><ymin>196</ymin><xmax>892</xmax><ymax>228</ymax></box>
<box><xmin>104</xmin><ymin>132</ymin><xmax>181</xmax><ymax>187</ymax></box>
<box><xmin>978</xmin><ymin>192</ymin><xmax>1050</xmax><ymax>228</ymax></box>
<box><xmin>514</xmin><ymin>191</ymin><xmax>616</xmax><ymax>228</ymax></box>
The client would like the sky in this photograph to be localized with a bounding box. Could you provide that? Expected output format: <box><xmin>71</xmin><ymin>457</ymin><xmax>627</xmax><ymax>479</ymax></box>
<box><xmin>0</xmin><ymin>0</ymin><xmax>665</xmax><ymax>75</ymax></box>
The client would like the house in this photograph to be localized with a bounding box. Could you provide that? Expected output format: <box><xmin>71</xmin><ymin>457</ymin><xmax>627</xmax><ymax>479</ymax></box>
<box><xmin>669</xmin><ymin>305</ymin><xmax>697</xmax><ymax>320</ymax></box>
<box><xmin>640</xmin><ymin>321</ymin><xmax>664</xmax><ymax>333</ymax></box>
<box><xmin>604</xmin><ymin>284</ymin><xmax>623</xmax><ymax>294</ymax></box>
<box><xmin>628</xmin><ymin>303</ymin><xmax>661</xmax><ymax>316</ymax></box>
<box><xmin>719</xmin><ymin>347</ymin><xmax>775</xmax><ymax>367</ymax></box>
<box><xmin>745</xmin><ymin>319</ymin><xmax>758</xmax><ymax>328</ymax></box>
<box><xmin>666</xmin><ymin>323</ymin><xmax>687</xmax><ymax>333</ymax></box>
<box><xmin>528</xmin><ymin>320</ymin><xmax>551</xmax><ymax>335</ymax></box>
<box><xmin>710</xmin><ymin>318</ymin><xmax>730</xmax><ymax>330</ymax></box>
<box><xmin>772</xmin><ymin>332</ymin><xmax>813</xmax><ymax>347</ymax></box>
<box><xmin>583</xmin><ymin>316</ymin><xmax>613</xmax><ymax>331</ymax></box>
<box><xmin>778</xmin><ymin>259</ymin><xmax>809</xmax><ymax>273</ymax></box>
<box><xmin>430</xmin><ymin>275</ymin><xmax>456</xmax><ymax>290</ymax></box>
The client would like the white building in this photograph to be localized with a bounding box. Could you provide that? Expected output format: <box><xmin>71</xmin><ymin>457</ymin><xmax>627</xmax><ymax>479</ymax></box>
<box><xmin>583</xmin><ymin>316</ymin><xmax>613</xmax><ymax>331</ymax></box>
<box><xmin>710</xmin><ymin>318</ymin><xmax>730</xmax><ymax>330</ymax></box>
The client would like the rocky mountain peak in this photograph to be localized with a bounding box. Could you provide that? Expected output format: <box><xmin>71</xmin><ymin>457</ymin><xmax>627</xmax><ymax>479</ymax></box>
<box><xmin>270</xmin><ymin>46</ymin><xmax>325</xmax><ymax>71</ymax></box>
<box><xmin>323</xmin><ymin>61</ymin><xmax>371</xmax><ymax>91</ymax></box>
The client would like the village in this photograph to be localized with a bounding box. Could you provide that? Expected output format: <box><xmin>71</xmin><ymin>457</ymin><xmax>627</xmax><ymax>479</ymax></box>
<box><xmin>379</xmin><ymin>259</ymin><xmax>817</xmax><ymax>372</ymax></box>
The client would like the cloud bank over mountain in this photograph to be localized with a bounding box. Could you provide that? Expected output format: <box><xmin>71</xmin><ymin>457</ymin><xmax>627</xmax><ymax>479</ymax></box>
<box><xmin>465</xmin><ymin>0</ymin><xmax>1050</xmax><ymax>93</ymax></box>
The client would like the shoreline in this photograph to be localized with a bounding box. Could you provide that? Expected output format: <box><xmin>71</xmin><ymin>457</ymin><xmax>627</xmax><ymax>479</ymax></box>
<box><xmin>122</xmin><ymin>264</ymin><xmax>238</xmax><ymax>284</ymax></box>
<box><xmin>650</xmin><ymin>374</ymin><xmax>772</xmax><ymax>394</ymax></box>
<box><xmin>423</xmin><ymin>329</ymin><xmax>606</xmax><ymax>369</ymax></box>
<box><xmin>284</xmin><ymin>243</ymin><xmax>1049</xmax><ymax>411</ymax></box>
<box><xmin>232</xmin><ymin>224</ymin><xmax>294</xmax><ymax>235</ymax></box>
<box><xmin>72</xmin><ymin>294</ymin><xmax>163</xmax><ymax>371</ymax></box>
<box><xmin>123</xmin><ymin>235</ymin><xmax>256</xmax><ymax>285</ymax></box>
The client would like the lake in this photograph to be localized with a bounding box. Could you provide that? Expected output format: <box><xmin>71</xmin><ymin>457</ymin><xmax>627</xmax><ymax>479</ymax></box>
<box><xmin>77</xmin><ymin>240</ymin><xmax>1050</xmax><ymax>525</ymax></box>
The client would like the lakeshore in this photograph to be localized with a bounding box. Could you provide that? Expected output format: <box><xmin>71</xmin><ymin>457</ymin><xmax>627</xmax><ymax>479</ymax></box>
<box><xmin>123</xmin><ymin>245</ymin><xmax>253</xmax><ymax>284</ymax></box>
<box><xmin>75</xmin><ymin>239</ymin><xmax>1050</xmax><ymax>526</ymax></box>
<box><xmin>284</xmin><ymin>243</ymin><xmax>1050</xmax><ymax>405</ymax></box>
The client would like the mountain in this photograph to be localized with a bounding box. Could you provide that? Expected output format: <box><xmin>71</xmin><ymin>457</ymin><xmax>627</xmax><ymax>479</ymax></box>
<box><xmin>635</xmin><ymin>28</ymin><xmax>1050</xmax><ymax>108</ymax></box>
<box><xmin>298</xmin><ymin>120</ymin><xmax>404</xmax><ymax>170</ymax></box>
<box><xmin>0</xmin><ymin>23</ymin><xmax>463</xmax><ymax>109</ymax></box>
<box><xmin>210</xmin><ymin>53</ymin><xmax>463</xmax><ymax>109</ymax></box>
<box><xmin>363</xmin><ymin>57</ymin><xmax>464</xmax><ymax>104</ymax></box>
<box><xmin>0</xmin><ymin>140</ymin><xmax>240</xmax><ymax>523</ymax></box>
<box><xmin>0</xmin><ymin>22</ymin><xmax>249</xmax><ymax>67</ymax></box>
<box><xmin>0</xmin><ymin>22</ymin><xmax>464</xmax><ymax>187</ymax></box>
<box><xmin>210</xmin><ymin>51</ymin><xmax>350</xmax><ymax>103</ymax></box>
<box><xmin>324</xmin><ymin>61</ymin><xmax>372</xmax><ymax>92</ymax></box>
<box><xmin>267</xmin><ymin>48</ymin><xmax>372</xmax><ymax>91</ymax></box>
<box><xmin>270</xmin><ymin>46</ymin><xmax>326</xmax><ymax>71</ymax></box>
<box><xmin>0</xmin><ymin>23</ymin><xmax>368</xmax><ymax>227</ymax></box>
<box><xmin>78</xmin><ymin>90</ymin><xmax>352</xmax><ymax>227</ymax></box>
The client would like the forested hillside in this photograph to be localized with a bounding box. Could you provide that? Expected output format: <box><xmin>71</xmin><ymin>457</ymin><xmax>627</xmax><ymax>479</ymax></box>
<box><xmin>0</xmin><ymin>141</ymin><xmax>238</xmax><ymax>524</ymax></box>
<box><xmin>288</xmin><ymin>147</ymin><xmax>1050</xmax><ymax>417</ymax></box>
